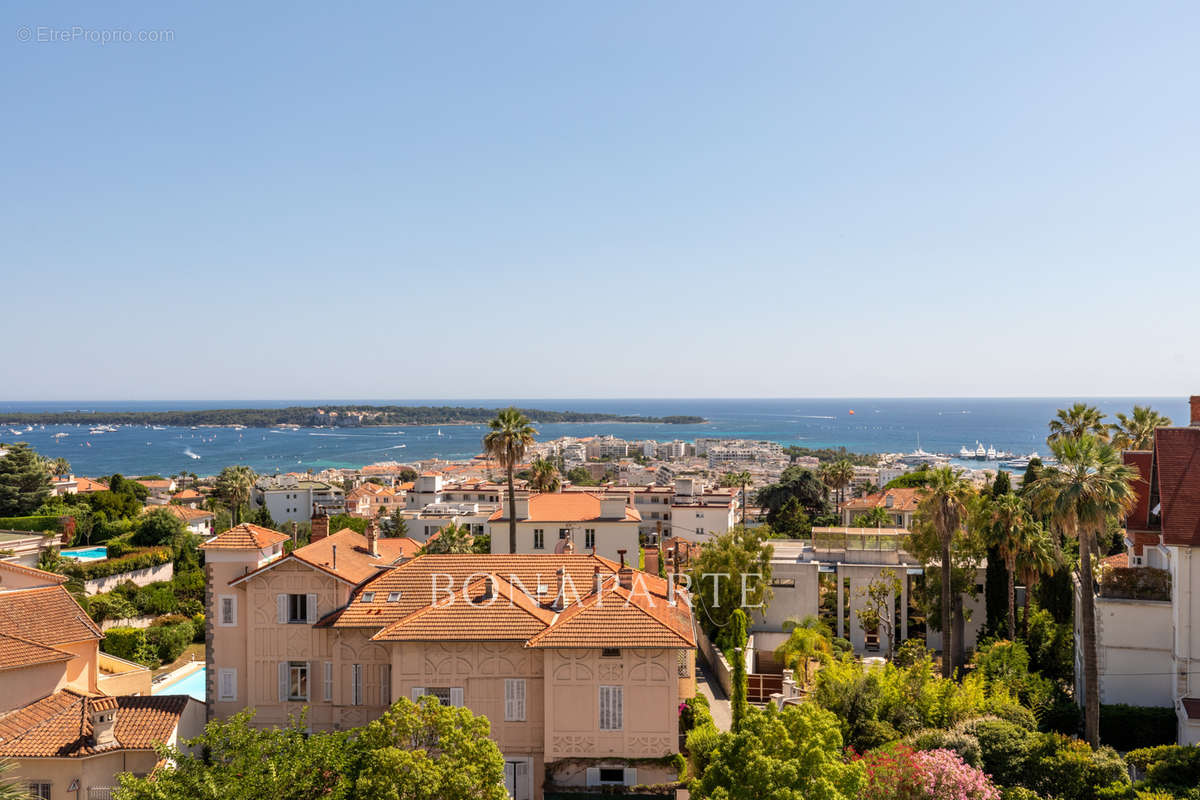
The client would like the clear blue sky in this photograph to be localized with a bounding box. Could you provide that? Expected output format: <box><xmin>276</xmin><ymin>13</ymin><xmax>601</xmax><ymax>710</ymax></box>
<box><xmin>4</xmin><ymin>2</ymin><xmax>1198</xmax><ymax>400</ymax></box>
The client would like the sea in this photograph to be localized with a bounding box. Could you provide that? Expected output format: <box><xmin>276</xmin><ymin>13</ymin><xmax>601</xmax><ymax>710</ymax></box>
<box><xmin>0</xmin><ymin>398</ymin><xmax>1187</xmax><ymax>478</ymax></box>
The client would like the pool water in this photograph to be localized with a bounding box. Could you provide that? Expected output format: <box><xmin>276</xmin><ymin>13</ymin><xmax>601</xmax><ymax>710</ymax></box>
<box><xmin>155</xmin><ymin>665</ymin><xmax>206</xmax><ymax>702</ymax></box>
<box><xmin>62</xmin><ymin>546</ymin><xmax>108</xmax><ymax>561</ymax></box>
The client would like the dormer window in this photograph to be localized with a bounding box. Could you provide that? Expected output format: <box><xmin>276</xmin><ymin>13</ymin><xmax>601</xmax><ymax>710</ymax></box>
<box><xmin>388</xmin><ymin>591</ymin><xmax>402</xmax><ymax>602</ymax></box>
<box><xmin>361</xmin><ymin>592</ymin><xmax>375</xmax><ymax>603</ymax></box>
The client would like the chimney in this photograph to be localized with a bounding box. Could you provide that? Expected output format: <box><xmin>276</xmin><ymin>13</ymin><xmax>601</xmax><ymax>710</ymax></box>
<box><xmin>600</xmin><ymin>495</ymin><xmax>628</xmax><ymax>519</ymax></box>
<box><xmin>513</xmin><ymin>491</ymin><xmax>531</xmax><ymax>520</ymax></box>
<box><xmin>1191</xmin><ymin>395</ymin><xmax>1200</xmax><ymax>426</ymax></box>
<box><xmin>311</xmin><ymin>504</ymin><xmax>329</xmax><ymax>542</ymax></box>
<box><xmin>618</xmin><ymin>565</ymin><xmax>634</xmax><ymax>590</ymax></box>
<box><xmin>554</xmin><ymin>566</ymin><xmax>566</xmax><ymax>610</ymax></box>
<box><xmin>593</xmin><ymin>565</ymin><xmax>603</xmax><ymax>594</ymax></box>
<box><xmin>90</xmin><ymin>699</ymin><xmax>118</xmax><ymax>748</ymax></box>
<box><xmin>366</xmin><ymin>520</ymin><xmax>379</xmax><ymax>557</ymax></box>
<box><xmin>617</xmin><ymin>549</ymin><xmax>627</xmax><ymax>569</ymax></box>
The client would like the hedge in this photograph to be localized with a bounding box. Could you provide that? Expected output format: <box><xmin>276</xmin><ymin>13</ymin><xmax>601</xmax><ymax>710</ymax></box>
<box><xmin>1100</xmin><ymin>567</ymin><xmax>1171</xmax><ymax>602</ymax></box>
<box><xmin>101</xmin><ymin>627</ymin><xmax>147</xmax><ymax>662</ymax></box>
<box><xmin>64</xmin><ymin>546</ymin><xmax>172</xmax><ymax>581</ymax></box>
<box><xmin>1099</xmin><ymin>704</ymin><xmax>1178</xmax><ymax>752</ymax></box>
<box><xmin>0</xmin><ymin>515</ymin><xmax>63</xmax><ymax>533</ymax></box>
<box><xmin>145</xmin><ymin>619</ymin><xmax>196</xmax><ymax>663</ymax></box>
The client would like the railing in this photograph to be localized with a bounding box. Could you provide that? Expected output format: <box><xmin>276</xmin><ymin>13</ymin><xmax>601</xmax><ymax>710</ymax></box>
<box><xmin>746</xmin><ymin>673</ymin><xmax>783</xmax><ymax>703</ymax></box>
<box><xmin>88</xmin><ymin>788</ymin><xmax>116</xmax><ymax>800</ymax></box>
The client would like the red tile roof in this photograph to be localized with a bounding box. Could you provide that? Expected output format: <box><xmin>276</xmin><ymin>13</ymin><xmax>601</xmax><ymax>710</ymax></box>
<box><xmin>199</xmin><ymin>523</ymin><xmax>289</xmax><ymax>550</ymax></box>
<box><xmin>145</xmin><ymin>505</ymin><xmax>213</xmax><ymax>523</ymax></box>
<box><xmin>74</xmin><ymin>477</ymin><xmax>109</xmax><ymax>493</ymax></box>
<box><xmin>1100</xmin><ymin>552</ymin><xmax>1127</xmax><ymax>570</ymax></box>
<box><xmin>0</xmin><ymin>633</ymin><xmax>73</xmax><ymax>671</ymax></box>
<box><xmin>488</xmin><ymin>493</ymin><xmax>641</xmax><ymax>523</ymax></box>
<box><xmin>1122</xmin><ymin>451</ymin><xmax>1152</xmax><ymax>530</ymax></box>
<box><xmin>1152</xmin><ymin>427</ymin><xmax>1200</xmax><ymax>547</ymax></box>
<box><xmin>0</xmin><ymin>560</ymin><xmax>69</xmax><ymax>585</ymax></box>
<box><xmin>232</xmin><ymin>528</ymin><xmax>420</xmax><ymax>586</ymax></box>
<box><xmin>842</xmin><ymin>487</ymin><xmax>925</xmax><ymax>513</ymax></box>
<box><xmin>0</xmin><ymin>585</ymin><xmax>103</xmax><ymax>645</ymax></box>
<box><xmin>0</xmin><ymin>690</ymin><xmax>190</xmax><ymax>757</ymax></box>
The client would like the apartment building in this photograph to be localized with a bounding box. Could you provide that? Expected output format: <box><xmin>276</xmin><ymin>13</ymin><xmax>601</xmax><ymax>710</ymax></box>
<box><xmin>250</xmin><ymin>474</ymin><xmax>345</xmax><ymax>523</ymax></box>
<box><xmin>204</xmin><ymin>544</ymin><xmax>696</xmax><ymax>799</ymax></box>
<box><xmin>1083</xmin><ymin>395</ymin><xmax>1200</xmax><ymax>744</ymax></box>
<box><xmin>488</xmin><ymin>493</ymin><xmax>640</xmax><ymax>562</ymax></box>
<box><xmin>0</xmin><ymin>560</ymin><xmax>203</xmax><ymax>799</ymax></box>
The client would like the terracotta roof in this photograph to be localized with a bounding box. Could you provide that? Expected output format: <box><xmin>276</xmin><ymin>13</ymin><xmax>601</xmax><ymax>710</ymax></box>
<box><xmin>74</xmin><ymin>477</ymin><xmax>108</xmax><ymax>493</ymax></box>
<box><xmin>1152</xmin><ymin>427</ymin><xmax>1200</xmax><ymax>547</ymax></box>
<box><xmin>488</xmin><ymin>493</ymin><xmax>641</xmax><ymax>523</ymax></box>
<box><xmin>0</xmin><ymin>585</ymin><xmax>103</xmax><ymax>645</ymax></box>
<box><xmin>842</xmin><ymin>487</ymin><xmax>925</xmax><ymax>513</ymax></box>
<box><xmin>231</xmin><ymin>529</ymin><xmax>420</xmax><ymax>587</ymax></box>
<box><xmin>0</xmin><ymin>560</ymin><xmax>69</xmax><ymax>585</ymax></box>
<box><xmin>322</xmin><ymin>554</ymin><xmax>695</xmax><ymax>650</ymax></box>
<box><xmin>1121</xmin><ymin>451</ymin><xmax>1153</xmax><ymax>529</ymax></box>
<box><xmin>0</xmin><ymin>633</ymin><xmax>73</xmax><ymax>671</ymax></box>
<box><xmin>0</xmin><ymin>690</ymin><xmax>190</xmax><ymax>757</ymax></box>
<box><xmin>136</xmin><ymin>480</ymin><xmax>172</xmax><ymax>490</ymax></box>
<box><xmin>1100</xmin><ymin>552</ymin><xmax>1127</xmax><ymax>570</ymax></box>
<box><xmin>172</xmin><ymin>489</ymin><xmax>203</xmax><ymax>500</ymax></box>
<box><xmin>145</xmin><ymin>505</ymin><xmax>213</xmax><ymax>523</ymax></box>
<box><xmin>199</xmin><ymin>523</ymin><xmax>289</xmax><ymax>550</ymax></box>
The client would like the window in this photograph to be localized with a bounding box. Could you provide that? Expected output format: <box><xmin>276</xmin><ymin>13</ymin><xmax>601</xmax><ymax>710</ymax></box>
<box><xmin>218</xmin><ymin>668</ymin><xmax>237</xmax><ymax>701</ymax></box>
<box><xmin>323</xmin><ymin>661</ymin><xmax>333</xmax><ymax>702</ymax></box>
<box><xmin>677</xmin><ymin>649</ymin><xmax>691</xmax><ymax>677</ymax></box>
<box><xmin>533</xmin><ymin>529</ymin><xmax>544</xmax><ymax>550</ymax></box>
<box><xmin>599</xmin><ymin>768</ymin><xmax>624</xmax><ymax>784</ymax></box>
<box><xmin>351</xmin><ymin>664</ymin><xmax>363</xmax><ymax>705</ymax></box>
<box><xmin>695</xmin><ymin>527</ymin><xmax>705</xmax><ymax>536</ymax></box>
<box><xmin>601</xmin><ymin>647</ymin><xmax>621</xmax><ymax>658</ymax></box>
<box><xmin>598</xmin><ymin>685</ymin><xmax>623</xmax><ymax>730</ymax></box>
<box><xmin>279</xmin><ymin>593</ymin><xmax>312</xmax><ymax>624</ymax></box>
<box><xmin>504</xmin><ymin>759</ymin><xmax>532</xmax><ymax>800</ymax></box>
<box><xmin>505</xmin><ymin>678</ymin><xmax>526</xmax><ymax>721</ymax></box>
<box><xmin>388</xmin><ymin>591</ymin><xmax>402</xmax><ymax>602</ymax></box>
<box><xmin>288</xmin><ymin>661</ymin><xmax>309</xmax><ymax>701</ymax></box>
<box><xmin>219</xmin><ymin>595</ymin><xmax>237</xmax><ymax>626</ymax></box>
<box><xmin>584</xmin><ymin>528</ymin><xmax>596</xmax><ymax>549</ymax></box>
<box><xmin>361</xmin><ymin>592</ymin><xmax>375</xmax><ymax>603</ymax></box>
<box><xmin>380</xmin><ymin>664</ymin><xmax>391</xmax><ymax>705</ymax></box>
<box><xmin>418</xmin><ymin>687</ymin><xmax>463</xmax><ymax>706</ymax></box>
<box><xmin>770</xmin><ymin>578</ymin><xmax>795</xmax><ymax>588</ymax></box>
<box><xmin>28</xmin><ymin>783</ymin><xmax>50</xmax><ymax>800</ymax></box>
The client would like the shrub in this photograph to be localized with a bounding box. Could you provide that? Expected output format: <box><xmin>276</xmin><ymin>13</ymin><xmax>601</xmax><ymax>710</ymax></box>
<box><xmin>1099</xmin><ymin>705</ymin><xmax>1177</xmax><ymax>752</ymax></box>
<box><xmin>192</xmin><ymin>612</ymin><xmax>205</xmax><ymax>642</ymax></box>
<box><xmin>1026</xmin><ymin>608</ymin><xmax>1074</xmax><ymax>687</ymax></box>
<box><xmin>101</xmin><ymin>627</ymin><xmax>144</xmax><ymax>662</ymax></box>
<box><xmin>145</xmin><ymin>620</ymin><xmax>195</xmax><ymax>663</ymax></box>
<box><xmin>684</xmin><ymin>722</ymin><xmax>721</xmax><ymax>777</ymax></box>
<box><xmin>999</xmin><ymin>788</ymin><xmax>1040</xmax><ymax>800</ymax></box>
<box><xmin>859</xmin><ymin>744</ymin><xmax>999</xmax><ymax>800</ymax></box>
<box><xmin>84</xmin><ymin>592</ymin><xmax>137</xmax><ymax>624</ymax></box>
<box><xmin>133</xmin><ymin>583</ymin><xmax>179</xmax><ymax>616</ymax></box>
<box><xmin>893</xmin><ymin>638</ymin><xmax>931</xmax><ymax>668</ymax></box>
<box><xmin>968</xmin><ymin>718</ymin><xmax>1032</xmax><ymax>787</ymax></box>
<box><xmin>680</xmin><ymin>694</ymin><xmax>713</xmax><ymax>734</ymax></box>
<box><xmin>0</xmin><ymin>515</ymin><xmax>63</xmax><ymax>533</ymax></box>
<box><xmin>64</xmin><ymin>546</ymin><xmax>172</xmax><ymax>582</ymax></box>
<box><xmin>1099</xmin><ymin>567</ymin><xmax>1171</xmax><ymax>602</ymax></box>
<box><xmin>1138</xmin><ymin>745</ymin><xmax>1200</xmax><ymax>795</ymax></box>
<box><xmin>1125</xmin><ymin>744</ymin><xmax>1181</xmax><ymax>773</ymax></box>
<box><xmin>105</xmin><ymin>537</ymin><xmax>136</xmax><ymax>558</ymax></box>
<box><xmin>909</xmin><ymin>727</ymin><xmax>984</xmax><ymax>768</ymax></box>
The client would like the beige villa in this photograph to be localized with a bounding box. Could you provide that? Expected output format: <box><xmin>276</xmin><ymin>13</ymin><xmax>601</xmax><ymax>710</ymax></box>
<box><xmin>203</xmin><ymin>521</ymin><xmax>696</xmax><ymax>799</ymax></box>
<box><xmin>0</xmin><ymin>560</ymin><xmax>204</xmax><ymax>799</ymax></box>
<box><xmin>487</xmin><ymin>492</ymin><xmax>642</xmax><ymax>563</ymax></box>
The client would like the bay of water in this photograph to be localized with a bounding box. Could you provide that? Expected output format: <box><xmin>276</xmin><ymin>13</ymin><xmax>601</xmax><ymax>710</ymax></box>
<box><xmin>0</xmin><ymin>398</ymin><xmax>1186</xmax><ymax>477</ymax></box>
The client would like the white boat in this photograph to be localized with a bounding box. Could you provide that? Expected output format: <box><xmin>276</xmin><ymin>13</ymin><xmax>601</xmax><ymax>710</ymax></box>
<box><xmin>974</xmin><ymin>442</ymin><xmax>986</xmax><ymax>459</ymax></box>
<box><xmin>959</xmin><ymin>445</ymin><xmax>973</xmax><ymax>458</ymax></box>
<box><xmin>53</xmin><ymin>432</ymin><xmax>69</xmax><ymax>438</ymax></box>
<box><xmin>986</xmin><ymin>445</ymin><xmax>997</xmax><ymax>460</ymax></box>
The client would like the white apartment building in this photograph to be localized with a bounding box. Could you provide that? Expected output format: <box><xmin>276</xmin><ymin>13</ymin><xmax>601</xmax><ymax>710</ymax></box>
<box><xmin>705</xmin><ymin>440</ymin><xmax>785</xmax><ymax>467</ymax></box>
<box><xmin>250</xmin><ymin>475</ymin><xmax>345</xmax><ymax>523</ymax></box>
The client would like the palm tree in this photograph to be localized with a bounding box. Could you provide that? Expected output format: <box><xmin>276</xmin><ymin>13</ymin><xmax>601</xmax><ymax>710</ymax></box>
<box><xmin>774</xmin><ymin>615</ymin><xmax>833</xmax><ymax>688</ymax></box>
<box><xmin>1028</xmin><ymin>433</ymin><xmax>1139</xmax><ymax>747</ymax></box>
<box><xmin>985</xmin><ymin>493</ymin><xmax>1036</xmax><ymax>640</ymax></box>
<box><xmin>1109</xmin><ymin>405</ymin><xmax>1172</xmax><ymax>451</ymax></box>
<box><xmin>0</xmin><ymin>759</ymin><xmax>34</xmax><ymax>800</ymax></box>
<box><xmin>853</xmin><ymin>506</ymin><xmax>892</xmax><ymax>528</ymax></box>
<box><xmin>721</xmin><ymin>471</ymin><xmax>753</xmax><ymax>525</ymax></box>
<box><xmin>919</xmin><ymin>466</ymin><xmax>974</xmax><ymax>678</ymax></box>
<box><xmin>831</xmin><ymin>460</ymin><xmax>855</xmax><ymax>506</ymax></box>
<box><xmin>215</xmin><ymin>465</ymin><xmax>256</xmax><ymax>525</ymax></box>
<box><xmin>1015</xmin><ymin>523</ymin><xmax>1057</xmax><ymax>638</ymax></box>
<box><xmin>46</xmin><ymin>456</ymin><xmax>71</xmax><ymax>477</ymax></box>
<box><xmin>529</xmin><ymin>456</ymin><xmax>561</xmax><ymax>493</ymax></box>
<box><xmin>483</xmin><ymin>408</ymin><xmax>538</xmax><ymax>554</ymax></box>
<box><xmin>1047</xmin><ymin>402</ymin><xmax>1109</xmax><ymax>445</ymax></box>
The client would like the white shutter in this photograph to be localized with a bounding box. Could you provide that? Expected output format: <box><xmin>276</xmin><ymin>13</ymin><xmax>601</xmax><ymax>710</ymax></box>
<box><xmin>585</xmin><ymin>768</ymin><xmax>600</xmax><ymax>787</ymax></box>
<box><xmin>323</xmin><ymin>662</ymin><xmax>333</xmax><ymax>702</ymax></box>
<box><xmin>623</xmin><ymin>768</ymin><xmax>637</xmax><ymax>786</ymax></box>
<box><xmin>277</xmin><ymin>594</ymin><xmax>287</xmax><ymax>624</ymax></box>
<box><xmin>219</xmin><ymin>668</ymin><xmax>236</xmax><ymax>701</ymax></box>
<box><xmin>450</xmin><ymin>687</ymin><xmax>464</xmax><ymax>707</ymax></box>
<box><xmin>304</xmin><ymin>661</ymin><xmax>311</xmax><ymax>700</ymax></box>
<box><xmin>351</xmin><ymin>664</ymin><xmax>362</xmax><ymax>706</ymax></box>
<box><xmin>411</xmin><ymin>687</ymin><xmax>425</xmax><ymax>702</ymax></box>
<box><xmin>306</xmin><ymin>593</ymin><xmax>318</xmax><ymax>624</ymax></box>
<box><xmin>505</xmin><ymin>679</ymin><xmax>525</xmax><ymax>721</ymax></box>
<box><xmin>380</xmin><ymin>664</ymin><xmax>391</xmax><ymax>706</ymax></box>
<box><xmin>278</xmin><ymin>662</ymin><xmax>288</xmax><ymax>702</ymax></box>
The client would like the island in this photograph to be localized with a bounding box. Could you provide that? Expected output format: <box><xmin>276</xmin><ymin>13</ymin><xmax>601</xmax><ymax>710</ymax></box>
<box><xmin>0</xmin><ymin>405</ymin><xmax>706</xmax><ymax>428</ymax></box>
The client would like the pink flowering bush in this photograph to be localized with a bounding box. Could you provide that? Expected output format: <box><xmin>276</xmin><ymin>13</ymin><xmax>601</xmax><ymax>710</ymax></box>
<box><xmin>859</xmin><ymin>744</ymin><xmax>999</xmax><ymax>800</ymax></box>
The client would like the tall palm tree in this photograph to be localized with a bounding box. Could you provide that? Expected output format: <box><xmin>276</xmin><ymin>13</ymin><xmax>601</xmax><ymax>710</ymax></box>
<box><xmin>818</xmin><ymin>462</ymin><xmax>836</xmax><ymax>505</ymax></box>
<box><xmin>824</xmin><ymin>459</ymin><xmax>854</xmax><ymax>507</ymax></box>
<box><xmin>985</xmin><ymin>493</ymin><xmax>1036</xmax><ymax>640</ymax></box>
<box><xmin>483</xmin><ymin>408</ymin><xmax>538</xmax><ymax>554</ymax></box>
<box><xmin>529</xmin><ymin>456</ymin><xmax>561</xmax><ymax>493</ymax></box>
<box><xmin>1028</xmin><ymin>433</ymin><xmax>1139</xmax><ymax>747</ymax></box>
<box><xmin>721</xmin><ymin>470</ymin><xmax>753</xmax><ymax>525</ymax></box>
<box><xmin>1015</xmin><ymin>523</ymin><xmax>1057</xmax><ymax>638</ymax></box>
<box><xmin>854</xmin><ymin>506</ymin><xmax>892</xmax><ymax>528</ymax></box>
<box><xmin>215</xmin><ymin>465</ymin><xmax>256</xmax><ymax>525</ymax></box>
<box><xmin>1109</xmin><ymin>405</ymin><xmax>1172</xmax><ymax>451</ymax></box>
<box><xmin>1047</xmin><ymin>403</ymin><xmax>1109</xmax><ymax>445</ymax></box>
<box><xmin>919</xmin><ymin>466</ymin><xmax>974</xmax><ymax>678</ymax></box>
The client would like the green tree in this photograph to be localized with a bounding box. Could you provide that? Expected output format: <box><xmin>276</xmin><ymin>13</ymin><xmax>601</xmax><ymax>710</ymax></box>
<box><xmin>729</xmin><ymin>608</ymin><xmax>749</xmax><ymax>730</ymax></box>
<box><xmin>757</xmin><ymin>467</ymin><xmax>830</xmax><ymax>524</ymax></box>
<box><xmin>850</xmin><ymin>506</ymin><xmax>892</xmax><ymax>528</ymax></box>
<box><xmin>528</xmin><ymin>456</ymin><xmax>561</xmax><ymax>492</ymax></box>
<box><xmin>133</xmin><ymin>507</ymin><xmax>188</xmax><ymax>547</ymax></box>
<box><xmin>1109</xmin><ymin>405</ymin><xmax>1172</xmax><ymax>451</ymax></box>
<box><xmin>982</xmin><ymin>472</ymin><xmax>1012</xmax><ymax>639</ymax></box>
<box><xmin>214</xmin><ymin>465</ymin><xmax>256</xmax><ymax>525</ymax></box>
<box><xmin>37</xmin><ymin>546</ymin><xmax>65</xmax><ymax>574</ymax></box>
<box><xmin>45</xmin><ymin>456</ymin><xmax>72</xmax><ymax>477</ymax></box>
<box><xmin>565</xmin><ymin>466</ymin><xmax>596</xmax><ymax>486</ymax></box>
<box><xmin>828</xmin><ymin>459</ymin><xmax>855</xmax><ymax>505</ymax></box>
<box><xmin>771</xmin><ymin>496</ymin><xmax>810</xmax><ymax>538</ymax></box>
<box><xmin>691</xmin><ymin>703</ymin><xmax>865</xmax><ymax>800</ymax></box>
<box><xmin>1015</xmin><ymin>526</ymin><xmax>1059</xmax><ymax>638</ymax></box>
<box><xmin>688</xmin><ymin>526</ymin><xmax>773</xmax><ymax>650</ymax></box>
<box><xmin>720</xmin><ymin>470</ymin><xmax>752</xmax><ymax>526</ymax></box>
<box><xmin>774</xmin><ymin>615</ymin><xmax>832</xmax><ymax>687</ymax></box>
<box><xmin>1028</xmin><ymin>433</ymin><xmax>1139</xmax><ymax>747</ymax></box>
<box><xmin>913</xmin><ymin>467</ymin><xmax>974</xmax><ymax>678</ymax></box>
<box><xmin>983</xmin><ymin>493</ymin><xmax>1038</xmax><ymax>641</ymax></box>
<box><xmin>385</xmin><ymin>507</ymin><xmax>408</xmax><ymax>537</ymax></box>
<box><xmin>0</xmin><ymin>759</ymin><xmax>35</xmax><ymax>800</ymax></box>
<box><xmin>0</xmin><ymin>442</ymin><xmax>52</xmax><ymax>516</ymax></box>
<box><xmin>422</xmin><ymin>522</ymin><xmax>474</xmax><ymax>554</ymax></box>
<box><xmin>1047</xmin><ymin>403</ymin><xmax>1109</xmax><ymax>445</ymax></box>
<box><xmin>855</xmin><ymin>568</ymin><xmax>902</xmax><ymax>659</ymax></box>
<box><xmin>483</xmin><ymin>408</ymin><xmax>537</xmax><ymax>554</ymax></box>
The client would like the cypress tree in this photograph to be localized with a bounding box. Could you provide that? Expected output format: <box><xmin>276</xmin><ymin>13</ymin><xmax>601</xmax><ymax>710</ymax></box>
<box><xmin>983</xmin><ymin>470</ymin><xmax>1013</xmax><ymax>637</ymax></box>
<box><xmin>729</xmin><ymin>609</ymin><xmax>749</xmax><ymax>730</ymax></box>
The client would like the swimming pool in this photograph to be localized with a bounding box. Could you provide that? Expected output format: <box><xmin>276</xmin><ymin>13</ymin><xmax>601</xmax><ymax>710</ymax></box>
<box><xmin>154</xmin><ymin>665</ymin><xmax>206</xmax><ymax>702</ymax></box>
<box><xmin>62</xmin><ymin>546</ymin><xmax>108</xmax><ymax>561</ymax></box>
